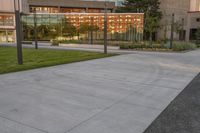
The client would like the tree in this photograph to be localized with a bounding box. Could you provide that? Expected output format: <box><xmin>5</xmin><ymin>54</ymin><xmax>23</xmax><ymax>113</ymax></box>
<box><xmin>79</xmin><ymin>23</ymin><xmax>99</xmax><ymax>34</ymax></box>
<box><xmin>116</xmin><ymin>0</ymin><xmax>162</xmax><ymax>41</ymax></box>
<box><xmin>22</xmin><ymin>22</ymin><xmax>34</xmax><ymax>40</ymax></box>
<box><xmin>145</xmin><ymin>14</ymin><xmax>160</xmax><ymax>46</ymax></box>
<box><xmin>79</xmin><ymin>23</ymin><xmax>99</xmax><ymax>44</ymax></box>
<box><xmin>79</xmin><ymin>23</ymin><xmax>90</xmax><ymax>34</ymax></box>
<box><xmin>118</xmin><ymin>0</ymin><xmax>162</xmax><ymax>18</ymax></box>
<box><xmin>61</xmin><ymin>18</ymin><xmax>77</xmax><ymax>40</ymax></box>
<box><xmin>37</xmin><ymin>24</ymin><xmax>55</xmax><ymax>40</ymax></box>
<box><xmin>196</xmin><ymin>28</ymin><xmax>200</xmax><ymax>45</ymax></box>
<box><xmin>49</xmin><ymin>24</ymin><xmax>59</xmax><ymax>40</ymax></box>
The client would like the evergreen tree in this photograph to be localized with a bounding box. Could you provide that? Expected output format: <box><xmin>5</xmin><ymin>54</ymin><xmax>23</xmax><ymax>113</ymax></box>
<box><xmin>116</xmin><ymin>0</ymin><xmax>162</xmax><ymax>19</ymax></box>
<box><xmin>196</xmin><ymin>28</ymin><xmax>200</xmax><ymax>46</ymax></box>
<box><xmin>116</xmin><ymin>0</ymin><xmax>162</xmax><ymax>42</ymax></box>
<box><xmin>61</xmin><ymin>18</ymin><xmax>77</xmax><ymax>40</ymax></box>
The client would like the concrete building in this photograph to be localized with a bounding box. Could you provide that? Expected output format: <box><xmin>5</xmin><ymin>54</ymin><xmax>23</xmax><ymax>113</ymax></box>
<box><xmin>190</xmin><ymin>0</ymin><xmax>200</xmax><ymax>11</ymax></box>
<box><xmin>159</xmin><ymin>0</ymin><xmax>200</xmax><ymax>41</ymax></box>
<box><xmin>84</xmin><ymin>0</ymin><xmax>125</xmax><ymax>7</ymax></box>
<box><xmin>1</xmin><ymin>0</ymin><xmax>199</xmax><ymax>43</ymax></box>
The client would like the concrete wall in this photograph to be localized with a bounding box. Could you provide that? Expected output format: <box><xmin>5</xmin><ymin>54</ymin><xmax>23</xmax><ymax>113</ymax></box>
<box><xmin>158</xmin><ymin>0</ymin><xmax>190</xmax><ymax>41</ymax></box>
<box><xmin>21</xmin><ymin>0</ymin><xmax>29</xmax><ymax>13</ymax></box>
<box><xmin>0</xmin><ymin>0</ymin><xmax>14</xmax><ymax>12</ymax></box>
<box><xmin>185</xmin><ymin>12</ymin><xmax>200</xmax><ymax>40</ymax></box>
<box><xmin>0</xmin><ymin>0</ymin><xmax>28</xmax><ymax>13</ymax></box>
<box><xmin>188</xmin><ymin>12</ymin><xmax>200</xmax><ymax>29</ymax></box>
<box><xmin>190</xmin><ymin>0</ymin><xmax>200</xmax><ymax>11</ymax></box>
<box><xmin>26</xmin><ymin>0</ymin><xmax>115</xmax><ymax>12</ymax></box>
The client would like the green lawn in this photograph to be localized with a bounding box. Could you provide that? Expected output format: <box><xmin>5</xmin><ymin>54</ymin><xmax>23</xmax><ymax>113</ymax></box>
<box><xmin>0</xmin><ymin>46</ymin><xmax>115</xmax><ymax>74</ymax></box>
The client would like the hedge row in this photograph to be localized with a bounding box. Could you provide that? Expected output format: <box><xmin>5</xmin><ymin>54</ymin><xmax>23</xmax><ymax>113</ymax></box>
<box><xmin>120</xmin><ymin>42</ymin><xmax>197</xmax><ymax>51</ymax></box>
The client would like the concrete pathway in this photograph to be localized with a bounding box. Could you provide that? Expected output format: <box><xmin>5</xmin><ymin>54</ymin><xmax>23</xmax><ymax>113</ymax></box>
<box><xmin>59</xmin><ymin>43</ymin><xmax>119</xmax><ymax>50</ymax></box>
<box><xmin>0</xmin><ymin>49</ymin><xmax>200</xmax><ymax>133</ymax></box>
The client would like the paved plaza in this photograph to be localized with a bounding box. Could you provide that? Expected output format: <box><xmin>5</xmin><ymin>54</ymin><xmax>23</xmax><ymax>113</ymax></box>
<box><xmin>0</xmin><ymin>49</ymin><xmax>200</xmax><ymax>133</ymax></box>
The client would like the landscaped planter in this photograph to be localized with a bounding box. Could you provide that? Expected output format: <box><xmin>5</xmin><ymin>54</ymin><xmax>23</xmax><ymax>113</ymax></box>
<box><xmin>120</xmin><ymin>41</ymin><xmax>197</xmax><ymax>52</ymax></box>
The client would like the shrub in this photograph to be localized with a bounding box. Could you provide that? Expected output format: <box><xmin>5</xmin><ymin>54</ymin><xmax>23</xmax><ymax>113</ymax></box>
<box><xmin>120</xmin><ymin>44</ymin><xmax>130</xmax><ymax>49</ymax></box>
<box><xmin>152</xmin><ymin>44</ymin><xmax>163</xmax><ymax>49</ymax></box>
<box><xmin>172</xmin><ymin>42</ymin><xmax>196</xmax><ymax>51</ymax></box>
<box><xmin>120</xmin><ymin>41</ymin><xmax>196</xmax><ymax>51</ymax></box>
<box><xmin>51</xmin><ymin>40</ymin><xmax>59</xmax><ymax>46</ymax></box>
<box><xmin>132</xmin><ymin>44</ymin><xmax>143</xmax><ymax>49</ymax></box>
<box><xmin>59</xmin><ymin>40</ymin><xmax>81</xmax><ymax>44</ymax></box>
<box><xmin>120</xmin><ymin>43</ymin><xmax>165</xmax><ymax>50</ymax></box>
<box><xmin>196</xmin><ymin>28</ymin><xmax>200</xmax><ymax>47</ymax></box>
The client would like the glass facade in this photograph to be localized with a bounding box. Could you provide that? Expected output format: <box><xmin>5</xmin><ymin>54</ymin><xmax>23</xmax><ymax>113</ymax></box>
<box><xmin>0</xmin><ymin>14</ymin><xmax>14</xmax><ymax>26</ymax></box>
<box><xmin>30</xmin><ymin>6</ymin><xmax>60</xmax><ymax>13</ymax></box>
<box><xmin>83</xmin><ymin>0</ymin><xmax>124</xmax><ymax>7</ymax></box>
<box><xmin>22</xmin><ymin>13</ymin><xmax>144</xmax><ymax>44</ymax></box>
<box><xmin>29</xmin><ymin>6</ymin><xmax>112</xmax><ymax>13</ymax></box>
<box><xmin>0</xmin><ymin>14</ymin><xmax>15</xmax><ymax>43</ymax></box>
<box><xmin>0</xmin><ymin>30</ymin><xmax>15</xmax><ymax>42</ymax></box>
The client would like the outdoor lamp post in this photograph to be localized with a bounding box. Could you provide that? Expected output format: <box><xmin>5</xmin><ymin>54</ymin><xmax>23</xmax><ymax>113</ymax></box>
<box><xmin>14</xmin><ymin>0</ymin><xmax>23</xmax><ymax>65</ymax></box>
<box><xmin>170</xmin><ymin>13</ymin><xmax>175</xmax><ymax>49</ymax></box>
<box><xmin>181</xmin><ymin>18</ymin><xmax>184</xmax><ymax>41</ymax></box>
<box><xmin>34</xmin><ymin>8</ymin><xmax>38</xmax><ymax>49</ymax></box>
<box><xmin>104</xmin><ymin>0</ymin><xmax>108</xmax><ymax>54</ymax></box>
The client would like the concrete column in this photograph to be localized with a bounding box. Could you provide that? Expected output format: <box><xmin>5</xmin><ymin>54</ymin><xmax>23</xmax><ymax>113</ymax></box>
<box><xmin>86</xmin><ymin>7</ymin><xmax>88</xmax><ymax>13</ymax></box>
<box><xmin>58</xmin><ymin>6</ymin><xmax>61</xmax><ymax>12</ymax></box>
<box><xmin>5</xmin><ymin>30</ymin><xmax>8</xmax><ymax>42</ymax></box>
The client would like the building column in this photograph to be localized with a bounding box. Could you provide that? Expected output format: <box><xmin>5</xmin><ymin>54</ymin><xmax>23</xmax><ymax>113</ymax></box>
<box><xmin>112</xmin><ymin>8</ymin><xmax>115</xmax><ymax>13</ymax></box>
<box><xmin>58</xmin><ymin>6</ymin><xmax>61</xmax><ymax>12</ymax></box>
<box><xmin>5</xmin><ymin>30</ymin><xmax>8</xmax><ymax>42</ymax></box>
<box><xmin>86</xmin><ymin>7</ymin><xmax>89</xmax><ymax>13</ymax></box>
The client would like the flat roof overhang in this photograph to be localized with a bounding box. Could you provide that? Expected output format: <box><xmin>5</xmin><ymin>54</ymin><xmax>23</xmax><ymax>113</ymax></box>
<box><xmin>22</xmin><ymin>12</ymin><xmax>144</xmax><ymax>16</ymax></box>
<box><xmin>188</xmin><ymin>11</ymin><xmax>200</xmax><ymax>14</ymax></box>
<box><xmin>28</xmin><ymin>0</ymin><xmax>115</xmax><ymax>9</ymax></box>
<box><xmin>0</xmin><ymin>11</ymin><xmax>14</xmax><ymax>14</ymax></box>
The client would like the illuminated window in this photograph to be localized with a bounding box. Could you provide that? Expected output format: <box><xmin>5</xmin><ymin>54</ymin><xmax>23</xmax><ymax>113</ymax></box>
<box><xmin>0</xmin><ymin>14</ymin><xmax>14</xmax><ymax>26</ymax></box>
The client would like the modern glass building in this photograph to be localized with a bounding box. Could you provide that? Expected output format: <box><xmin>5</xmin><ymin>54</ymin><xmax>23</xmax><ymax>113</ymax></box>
<box><xmin>83</xmin><ymin>0</ymin><xmax>125</xmax><ymax>7</ymax></box>
<box><xmin>0</xmin><ymin>13</ymin><xmax>15</xmax><ymax>42</ymax></box>
<box><xmin>0</xmin><ymin>0</ymin><xmax>144</xmax><ymax>44</ymax></box>
<box><xmin>0</xmin><ymin>0</ymin><xmax>15</xmax><ymax>43</ymax></box>
<box><xmin>0</xmin><ymin>0</ymin><xmax>199</xmax><ymax>43</ymax></box>
<box><xmin>22</xmin><ymin>13</ymin><xmax>144</xmax><ymax>43</ymax></box>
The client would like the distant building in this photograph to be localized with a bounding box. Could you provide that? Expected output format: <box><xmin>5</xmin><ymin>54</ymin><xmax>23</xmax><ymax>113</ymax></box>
<box><xmin>190</xmin><ymin>0</ymin><xmax>200</xmax><ymax>11</ymax></box>
<box><xmin>0</xmin><ymin>0</ymin><xmax>144</xmax><ymax>43</ymax></box>
<box><xmin>1</xmin><ymin>0</ymin><xmax>198</xmax><ymax>43</ymax></box>
<box><xmin>0</xmin><ymin>0</ymin><xmax>15</xmax><ymax>42</ymax></box>
<box><xmin>20</xmin><ymin>0</ymin><xmax>115</xmax><ymax>13</ymax></box>
<box><xmin>83</xmin><ymin>0</ymin><xmax>125</xmax><ymax>7</ymax></box>
<box><xmin>158</xmin><ymin>0</ymin><xmax>200</xmax><ymax>41</ymax></box>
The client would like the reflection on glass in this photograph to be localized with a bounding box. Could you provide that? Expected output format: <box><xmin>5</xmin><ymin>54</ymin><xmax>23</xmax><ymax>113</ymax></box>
<box><xmin>21</xmin><ymin>13</ymin><xmax>144</xmax><ymax>43</ymax></box>
<box><xmin>0</xmin><ymin>30</ymin><xmax>15</xmax><ymax>42</ymax></box>
<box><xmin>0</xmin><ymin>14</ymin><xmax>14</xmax><ymax>26</ymax></box>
